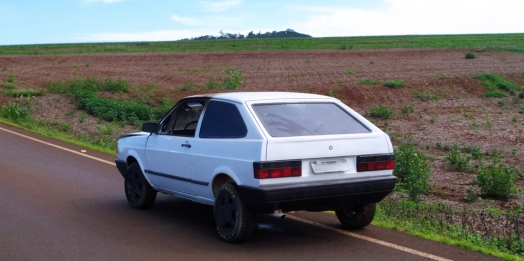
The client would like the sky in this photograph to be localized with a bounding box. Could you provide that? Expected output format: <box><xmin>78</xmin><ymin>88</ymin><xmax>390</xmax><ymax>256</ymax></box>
<box><xmin>1</xmin><ymin>0</ymin><xmax>523</xmax><ymax>45</ymax></box>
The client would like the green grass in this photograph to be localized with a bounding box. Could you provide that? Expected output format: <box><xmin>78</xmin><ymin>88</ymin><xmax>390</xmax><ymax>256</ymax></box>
<box><xmin>4</xmin><ymin>88</ymin><xmax>43</xmax><ymax>97</ymax></box>
<box><xmin>373</xmin><ymin>198</ymin><xmax>524</xmax><ymax>261</ymax></box>
<box><xmin>0</xmin><ymin>117</ymin><xmax>116</xmax><ymax>155</ymax></box>
<box><xmin>45</xmin><ymin>78</ymin><xmax>169</xmax><ymax>124</ymax></box>
<box><xmin>474</xmin><ymin>74</ymin><xmax>520</xmax><ymax>98</ymax></box>
<box><xmin>368</xmin><ymin>105</ymin><xmax>394</xmax><ymax>118</ymax></box>
<box><xmin>0</xmin><ymin>82</ymin><xmax>18</xmax><ymax>90</ymax></box>
<box><xmin>383</xmin><ymin>79</ymin><xmax>405</xmax><ymax>88</ymax></box>
<box><xmin>357</xmin><ymin>79</ymin><xmax>382</xmax><ymax>85</ymax></box>
<box><xmin>1</xmin><ymin>34</ymin><xmax>524</xmax><ymax>55</ymax></box>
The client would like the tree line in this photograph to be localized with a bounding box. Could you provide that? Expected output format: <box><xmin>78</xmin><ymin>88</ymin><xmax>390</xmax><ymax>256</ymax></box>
<box><xmin>180</xmin><ymin>29</ymin><xmax>312</xmax><ymax>41</ymax></box>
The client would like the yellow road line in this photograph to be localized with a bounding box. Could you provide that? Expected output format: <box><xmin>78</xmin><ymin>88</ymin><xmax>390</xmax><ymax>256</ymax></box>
<box><xmin>0</xmin><ymin>126</ymin><xmax>115</xmax><ymax>166</ymax></box>
<box><xmin>1</xmin><ymin>126</ymin><xmax>452</xmax><ymax>260</ymax></box>
<box><xmin>287</xmin><ymin>215</ymin><xmax>453</xmax><ymax>261</ymax></box>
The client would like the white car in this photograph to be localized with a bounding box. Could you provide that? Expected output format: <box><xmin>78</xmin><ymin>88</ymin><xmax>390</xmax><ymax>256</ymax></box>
<box><xmin>115</xmin><ymin>92</ymin><xmax>396</xmax><ymax>243</ymax></box>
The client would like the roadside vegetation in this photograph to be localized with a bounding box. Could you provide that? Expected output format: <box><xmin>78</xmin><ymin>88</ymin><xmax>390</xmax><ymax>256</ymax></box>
<box><xmin>1</xmin><ymin>33</ymin><xmax>523</xmax><ymax>55</ymax></box>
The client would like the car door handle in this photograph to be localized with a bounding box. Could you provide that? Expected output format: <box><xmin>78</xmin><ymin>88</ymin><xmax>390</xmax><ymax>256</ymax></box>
<box><xmin>181</xmin><ymin>144</ymin><xmax>191</xmax><ymax>148</ymax></box>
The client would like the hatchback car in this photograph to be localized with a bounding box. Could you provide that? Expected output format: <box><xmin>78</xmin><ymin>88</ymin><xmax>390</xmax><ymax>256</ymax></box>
<box><xmin>116</xmin><ymin>92</ymin><xmax>396</xmax><ymax>243</ymax></box>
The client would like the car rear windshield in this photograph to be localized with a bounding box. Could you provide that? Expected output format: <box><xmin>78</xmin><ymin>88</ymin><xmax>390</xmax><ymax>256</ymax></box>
<box><xmin>252</xmin><ymin>103</ymin><xmax>370</xmax><ymax>137</ymax></box>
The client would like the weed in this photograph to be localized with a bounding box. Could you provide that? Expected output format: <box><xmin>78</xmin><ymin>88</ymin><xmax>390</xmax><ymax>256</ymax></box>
<box><xmin>72</xmin><ymin>64</ymin><xmax>78</xmax><ymax>68</ymax></box>
<box><xmin>206</xmin><ymin>77</ymin><xmax>221</xmax><ymax>90</ymax></box>
<box><xmin>85</xmin><ymin>63</ymin><xmax>90</xmax><ymax>67</ymax></box>
<box><xmin>181</xmin><ymin>81</ymin><xmax>197</xmax><ymax>91</ymax></box>
<box><xmin>346</xmin><ymin>68</ymin><xmax>354</xmax><ymax>75</ymax></box>
<box><xmin>484</xmin><ymin>91</ymin><xmax>507</xmax><ymax>98</ymax></box>
<box><xmin>414</xmin><ymin>87</ymin><xmax>440</xmax><ymax>101</ymax></box>
<box><xmin>473</xmin><ymin>159</ymin><xmax>518</xmax><ymax>198</ymax></box>
<box><xmin>5</xmin><ymin>89</ymin><xmax>42</xmax><ymax>97</ymax></box>
<box><xmin>445</xmin><ymin>143</ymin><xmax>474</xmax><ymax>172</ymax></box>
<box><xmin>367</xmin><ymin>105</ymin><xmax>393</xmax><ymax>119</ymax></box>
<box><xmin>357</xmin><ymin>79</ymin><xmax>381</xmax><ymax>85</ymax></box>
<box><xmin>383</xmin><ymin>79</ymin><xmax>405</xmax><ymax>88</ymax></box>
<box><xmin>97</xmin><ymin>124</ymin><xmax>114</xmax><ymax>135</ymax></box>
<box><xmin>67</xmin><ymin>107</ymin><xmax>76</xmax><ymax>118</ymax></box>
<box><xmin>326</xmin><ymin>91</ymin><xmax>336</xmax><ymax>97</ymax></box>
<box><xmin>393</xmin><ymin>143</ymin><xmax>431</xmax><ymax>201</ymax></box>
<box><xmin>511</xmin><ymin>147</ymin><xmax>518</xmax><ymax>156</ymax></box>
<box><xmin>471</xmin><ymin>147</ymin><xmax>484</xmax><ymax>160</ymax></box>
<box><xmin>401</xmin><ymin>104</ymin><xmax>414</xmax><ymax>115</ymax></box>
<box><xmin>465</xmin><ymin>53</ymin><xmax>476</xmax><ymax>59</ymax></box>
<box><xmin>520</xmin><ymin>107</ymin><xmax>524</xmax><ymax>114</ymax></box>
<box><xmin>497</xmin><ymin>100</ymin><xmax>505</xmax><ymax>107</ymax></box>
<box><xmin>223</xmin><ymin>68</ymin><xmax>243</xmax><ymax>90</ymax></box>
<box><xmin>430</xmin><ymin>115</ymin><xmax>435</xmax><ymax>124</ymax></box>
<box><xmin>7</xmin><ymin>74</ymin><xmax>14</xmax><ymax>83</ymax></box>
<box><xmin>79</xmin><ymin>112</ymin><xmax>88</xmax><ymax>123</ymax></box>
<box><xmin>512</xmin><ymin>116</ymin><xmax>518</xmax><ymax>124</ymax></box>
<box><xmin>47</xmin><ymin>77</ymin><xmax>130</xmax><ymax>94</ymax></box>
<box><xmin>0</xmin><ymin>82</ymin><xmax>17</xmax><ymax>90</ymax></box>
<box><xmin>294</xmin><ymin>72</ymin><xmax>306</xmax><ymax>79</ymax></box>
<box><xmin>58</xmin><ymin>123</ymin><xmax>70</xmax><ymax>132</ymax></box>
<box><xmin>474</xmin><ymin>74</ymin><xmax>519</xmax><ymax>97</ymax></box>
<box><xmin>519</xmin><ymin>92</ymin><xmax>524</xmax><ymax>99</ymax></box>
<box><xmin>484</xmin><ymin>120</ymin><xmax>492</xmax><ymax>128</ymax></box>
<box><xmin>464</xmin><ymin>187</ymin><xmax>478</xmax><ymax>202</ymax></box>
<box><xmin>1</xmin><ymin>103</ymin><xmax>32</xmax><ymax>122</ymax></box>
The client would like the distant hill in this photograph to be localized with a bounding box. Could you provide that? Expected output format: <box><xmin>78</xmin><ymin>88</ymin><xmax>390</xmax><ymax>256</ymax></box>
<box><xmin>180</xmin><ymin>29</ymin><xmax>312</xmax><ymax>41</ymax></box>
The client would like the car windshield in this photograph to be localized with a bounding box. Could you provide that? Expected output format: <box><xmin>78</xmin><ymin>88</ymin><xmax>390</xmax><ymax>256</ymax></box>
<box><xmin>252</xmin><ymin>103</ymin><xmax>370</xmax><ymax>137</ymax></box>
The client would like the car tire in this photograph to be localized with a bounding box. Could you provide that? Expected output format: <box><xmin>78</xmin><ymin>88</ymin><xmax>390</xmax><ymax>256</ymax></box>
<box><xmin>124</xmin><ymin>163</ymin><xmax>157</xmax><ymax>209</ymax></box>
<box><xmin>214</xmin><ymin>183</ymin><xmax>255</xmax><ymax>243</ymax></box>
<box><xmin>335</xmin><ymin>203</ymin><xmax>376</xmax><ymax>229</ymax></box>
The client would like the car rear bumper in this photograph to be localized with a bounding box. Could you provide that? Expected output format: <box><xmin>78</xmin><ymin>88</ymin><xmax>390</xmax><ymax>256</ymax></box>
<box><xmin>238</xmin><ymin>175</ymin><xmax>396</xmax><ymax>213</ymax></box>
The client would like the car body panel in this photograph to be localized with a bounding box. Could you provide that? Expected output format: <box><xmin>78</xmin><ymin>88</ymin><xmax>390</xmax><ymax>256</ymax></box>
<box><xmin>116</xmin><ymin>92</ymin><xmax>396</xmax><ymax>211</ymax></box>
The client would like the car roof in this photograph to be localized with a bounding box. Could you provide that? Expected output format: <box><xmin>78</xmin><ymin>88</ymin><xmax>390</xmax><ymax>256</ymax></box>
<box><xmin>188</xmin><ymin>92</ymin><xmax>334</xmax><ymax>103</ymax></box>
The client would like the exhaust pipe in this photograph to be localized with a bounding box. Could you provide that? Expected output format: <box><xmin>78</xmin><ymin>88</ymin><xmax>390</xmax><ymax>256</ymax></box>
<box><xmin>269</xmin><ymin>213</ymin><xmax>286</xmax><ymax>219</ymax></box>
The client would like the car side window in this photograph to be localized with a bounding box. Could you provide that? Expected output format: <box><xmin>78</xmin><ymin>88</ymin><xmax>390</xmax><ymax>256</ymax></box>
<box><xmin>160</xmin><ymin>101</ymin><xmax>204</xmax><ymax>137</ymax></box>
<box><xmin>199</xmin><ymin>101</ymin><xmax>247</xmax><ymax>138</ymax></box>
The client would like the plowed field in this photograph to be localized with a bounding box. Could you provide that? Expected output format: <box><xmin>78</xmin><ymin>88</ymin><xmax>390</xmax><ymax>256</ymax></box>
<box><xmin>1</xmin><ymin>48</ymin><xmax>524</xmax><ymax>208</ymax></box>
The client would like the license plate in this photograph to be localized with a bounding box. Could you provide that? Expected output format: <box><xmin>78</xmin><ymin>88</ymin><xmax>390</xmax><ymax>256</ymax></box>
<box><xmin>310</xmin><ymin>158</ymin><xmax>349</xmax><ymax>174</ymax></box>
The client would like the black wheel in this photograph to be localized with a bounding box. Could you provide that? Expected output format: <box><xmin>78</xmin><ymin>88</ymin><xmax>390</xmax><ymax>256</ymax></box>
<box><xmin>214</xmin><ymin>183</ymin><xmax>255</xmax><ymax>243</ymax></box>
<box><xmin>124</xmin><ymin>163</ymin><xmax>157</xmax><ymax>209</ymax></box>
<box><xmin>335</xmin><ymin>203</ymin><xmax>376</xmax><ymax>229</ymax></box>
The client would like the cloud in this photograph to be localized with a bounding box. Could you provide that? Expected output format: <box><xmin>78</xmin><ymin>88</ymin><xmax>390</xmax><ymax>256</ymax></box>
<box><xmin>292</xmin><ymin>0</ymin><xmax>524</xmax><ymax>37</ymax></box>
<box><xmin>171</xmin><ymin>14</ymin><xmax>245</xmax><ymax>29</ymax></box>
<box><xmin>171</xmin><ymin>15</ymin><xmax>200</xmax><ymax>26</ymax></box>
<box><xmin>84</xmin><ymin>0</ymin><xmax>124</xmax><ymax>3</ymax></box>
<box><xmin>200</xmin><ymin>0</ymin><xmax>242</xmax><ymax>13</ymax></box>
<box><xmin>81</xmin><ymin>29</ymin><xmax>219</xmax><ymax>42</ymax></box>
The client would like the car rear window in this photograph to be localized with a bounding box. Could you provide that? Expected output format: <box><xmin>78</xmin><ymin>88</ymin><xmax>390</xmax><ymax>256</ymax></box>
<box><xmin>252</xmin><ymin>103</ymin><xmax>370</xmax><ymax>137</ymax></box>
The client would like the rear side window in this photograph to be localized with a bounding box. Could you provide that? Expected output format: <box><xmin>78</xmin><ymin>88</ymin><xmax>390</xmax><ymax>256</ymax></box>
<box><xmin>252</xmin><ymin>103</ymin><xmax>370</xmax><ymax>137</ymax></box>
<box><xmin>199</xmin><ymin>101</ymin><xmax>248</xmax><ymax>138</ymax></box>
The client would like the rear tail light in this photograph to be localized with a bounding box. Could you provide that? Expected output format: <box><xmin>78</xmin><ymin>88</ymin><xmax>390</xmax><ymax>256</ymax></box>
<box><xmin>357</xmin><ymin>154</ymin><xmax>395</xmax><ymax>172</ymax></box>
<box><xmin>253</xmin><ymin>160</ymin><xmax>302</xmax><ymax>179</ymax></box>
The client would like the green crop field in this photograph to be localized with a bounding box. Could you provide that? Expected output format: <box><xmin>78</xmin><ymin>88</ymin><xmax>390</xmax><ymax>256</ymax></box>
<box><xmin>1</xmin><ymin>33</ymin><xmax>523</xmax><ymax>55</ymax></box>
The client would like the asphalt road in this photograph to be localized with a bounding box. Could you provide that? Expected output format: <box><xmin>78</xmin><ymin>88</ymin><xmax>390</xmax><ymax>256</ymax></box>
<box><xmin>0</xmin><ymin>124</ymin><xmax>504</xmax><ymax>261</ymax></box>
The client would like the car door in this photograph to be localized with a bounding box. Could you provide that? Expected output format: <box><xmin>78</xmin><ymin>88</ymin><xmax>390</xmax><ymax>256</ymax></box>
<box><xmin>145</xmin><ymin>100</ymin><xmax>205</xmax><ymax>195</ymax></box>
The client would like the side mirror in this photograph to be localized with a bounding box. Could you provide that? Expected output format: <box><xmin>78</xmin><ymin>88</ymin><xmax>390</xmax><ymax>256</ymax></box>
<box><xmin>142</xmin><ymin>122</ymin><xmax>160</xmax><ymax>133</ymax></box>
